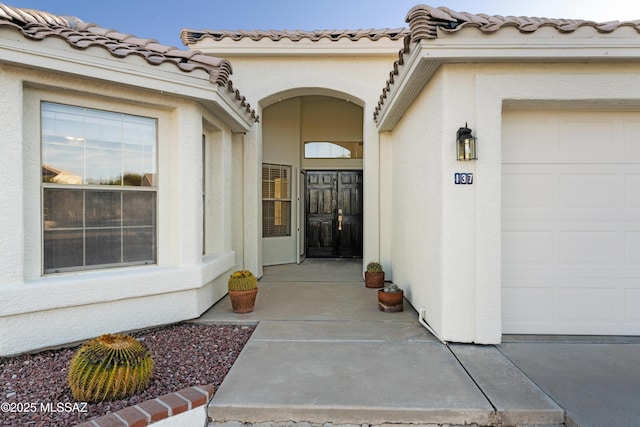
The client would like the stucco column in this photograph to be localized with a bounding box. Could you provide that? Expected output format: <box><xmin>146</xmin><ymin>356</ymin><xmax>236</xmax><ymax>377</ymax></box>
<box><xmin>378</xmin><ymin>131</ymin><xmax>393</xmax><ymax>275</ymax></box>
<box><xmin>220</xmin><ymin>131</ymin><xmax>234</xmax><ymax>253</ymax></box>
<box><xmin>363</xmin><ymin>104</ymin><xmax>381</xmax><ymax>272</ymax></box>
<box><xmin>243</xmin><ymin>123</ymin><xmax>262</xmax><ymax>277</ymax></box>
<box><xmin>474</xmin><ymin>77</ymin><xmax>503</xmax><ymax>343</ymax></box>
<box><xmin>439</xmin><ymin>71</ymin><xmax>481</xmax><ymax>342</ymax></box>
<box><xmin>0</xmin><ymin>71</ymin><xmax>24</xmax><ymax>285</ymax></box>
<box><xmin>439</xmin><ymin>68</ymin><xmax>502</xmax><ymax>344</ymax></box>
<box><xmin>173</xmin><ymin>104</ymin><xmax>204</xmax><ymax>265</ymax></box>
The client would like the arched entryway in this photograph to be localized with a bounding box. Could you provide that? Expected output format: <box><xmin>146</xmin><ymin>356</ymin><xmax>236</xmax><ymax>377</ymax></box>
<box><xmin>305</xmin><ymin>170</ymin><xmax>363</xmax><ymax>258</ymax></box>
<box><xmin>261</xmin><ymin>92</ymin><xmax>364</xmax><ymax>265</ymax></box>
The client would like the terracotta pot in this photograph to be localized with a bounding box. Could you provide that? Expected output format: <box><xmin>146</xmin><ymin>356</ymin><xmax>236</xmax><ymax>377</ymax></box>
<box><xmin>229</xmin><ymin>288</ymin><xmax>258</xmax><ymax>314</ymax></box>
<box><xmin>378</xmin><ymin>289</ymin><xmax>403</xmax><ymax>312</ymax></box>
<box><xmin>364</xmin><ymin>271</ymin><xmax>385</xmax><ymax>288</ymax></box>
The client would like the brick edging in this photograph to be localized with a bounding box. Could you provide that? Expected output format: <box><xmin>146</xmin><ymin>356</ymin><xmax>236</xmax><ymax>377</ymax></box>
<box><xmin>75</xmin><ymin>384</ymin><xmax>215</xmax><ymax>427</ymax></box>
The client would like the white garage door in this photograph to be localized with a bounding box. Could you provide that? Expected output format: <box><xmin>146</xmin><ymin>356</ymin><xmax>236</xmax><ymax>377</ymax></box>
<box><xmin>502</xmin><ymin>110</ymin><xmax>640</xmax><ymax>335</ymax></box>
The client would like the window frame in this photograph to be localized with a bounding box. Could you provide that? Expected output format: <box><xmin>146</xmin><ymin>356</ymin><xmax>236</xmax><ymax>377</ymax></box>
<box><xmin>303</xmin><ymin>141</ymin><xmax>364</xmax><ymax>159</ymax></box>
<box><xmin>262</xmin><ymin>163</ymin><xmax>292</xmax><ymax>238</ymax></box>
<box><xmin>40</xmin><ymin>101</ymin><xmax>159</xmax><ymax>274</ymax></box>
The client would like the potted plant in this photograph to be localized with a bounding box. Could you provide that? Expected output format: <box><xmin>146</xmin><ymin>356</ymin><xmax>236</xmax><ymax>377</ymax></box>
<box><xmin>228</xmin><ymin>270</ymin><xmax>258</xmax><ymax>313</ymax></box>
<box><xmin>364</xmin><ymin>262</ymin><xmax>385</xmax><ymax>288</ymax></box>
<box><xmin>378</xmin><ymin>283</ymin><xmax>403</xmax><ymax>312</ymax></box>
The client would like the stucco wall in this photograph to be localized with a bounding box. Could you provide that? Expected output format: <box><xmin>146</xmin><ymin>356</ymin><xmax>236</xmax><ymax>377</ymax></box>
<box><xmin>300</xmin><ymin>96</ymin><xmax>363</xmax><ymax>142</ymax></box>
<box><xmin>0</xmin><ymin>64</ymin><xmax>24</xmax><ymax>287</ymax></box>
<box><xmin>262</xmin><ymin>98</ymin><xmax>301</xmax><ymax>265</ymax></box>
<box><xmin>261</xmin><ymin>95</ymin><xmax>366</xmax><ymax>265</ymax></box>
<box><xmin>198</xmin><ymin>53</ymin><xmax>399</xmax><ymax>270</ymax></box>
<box><xmin>261</xmin><ymin>96</ymin><xmax>366</xmax><ymax>265</ymax></box>
<box><xmin>383</xmin><ymin>71</ymin><xmax>446</xmax><ymax>335</ymax></box>
<box><xmin>0</xmin><ymin>65</ymin><xmax>245</xmax><ymax>355</ymax></box>
<box><xmin>382</xmin><ymin>60</ymin><xmax>640</xmax><ymax>344</ymax></box>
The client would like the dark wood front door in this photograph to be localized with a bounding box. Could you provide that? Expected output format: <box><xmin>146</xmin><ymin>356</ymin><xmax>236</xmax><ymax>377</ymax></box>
<box><xmin>305</xmin><ymin>171</ymin><xmax>363</xmax><ymax>258</ymax></box>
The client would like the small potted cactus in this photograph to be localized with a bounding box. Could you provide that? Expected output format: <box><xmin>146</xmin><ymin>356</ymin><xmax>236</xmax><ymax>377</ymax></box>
<box><xmin>378</xmin><ymin>283</ymin><xmax>404</xmax><ymax>312</ymax></box>
<box><xmin>364</xmin><ymin>262</ymin><xmax>385</xmax><ymax>288</ymax></box>
<box><xmin>228</xmin><ymin>270</ymin><xmax>258</xmax><ymax>313</ymax></box>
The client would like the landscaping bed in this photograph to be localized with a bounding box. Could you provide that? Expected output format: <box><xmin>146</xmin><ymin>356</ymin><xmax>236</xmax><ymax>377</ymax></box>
<box><xmin>0</xmin><ymin>322</ymin><xmax>255</xmax><ymax>426</ymax></box>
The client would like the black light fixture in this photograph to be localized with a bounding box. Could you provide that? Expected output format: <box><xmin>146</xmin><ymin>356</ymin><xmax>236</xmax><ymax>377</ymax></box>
<box><xmin>456</xmin><ymin>123</ymin><xmax>477</xmax><ymax>161</ymax></box>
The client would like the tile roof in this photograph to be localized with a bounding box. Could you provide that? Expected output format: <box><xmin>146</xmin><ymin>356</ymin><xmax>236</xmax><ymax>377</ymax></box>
<box><xmin>181</xmin><ymin>28</ymin><xmax>410</xmax><ymax>45</ymax></box>
<box><xmin>374</xmin><ymin>5</ymin><xmax>640</xmax><ymax>122</ymax></box>
<box><xmin>0</xmin><ymin>3</ymin><xmax>257</xmax><ymax>121</ymax></box>
<box><xmin>406</xmin><ymin>4</ymin><xmax>640</xmax><ymax>42</ymax></box>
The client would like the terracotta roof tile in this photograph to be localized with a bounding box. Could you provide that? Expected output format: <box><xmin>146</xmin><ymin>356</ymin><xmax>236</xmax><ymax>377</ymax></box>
<box><xmin>0</xmin><ymin>3</ymin><xmax>258</xmax><ymax>122</ymax></box>
<box><xmin>181</xmin><ymin>28</ymin><xmax>409</xmax><ymax>45</ymax></box>
<box><xmin>374</xmin><ymin>5</ymin><xmax>640</xmax><ymax>122</ymax></box>
<box><xmin>406</xmin><ymin>5</ymin><xmax>640</xmax><ymax>42</ymax></box>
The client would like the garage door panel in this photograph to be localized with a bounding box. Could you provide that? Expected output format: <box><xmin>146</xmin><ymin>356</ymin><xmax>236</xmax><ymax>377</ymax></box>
<box><xmin>503</xmin><ymin>165</ymin><xmax>638</xmax><ymax>220</ymax></box>
<box><xmin>626</xmin><ymin>232</ymin><xmax>640</xmax><ymax>265</ymax></box>
<box><xmin>503</xmin><ymin>230</ymin><xmax>554</xmax><ymax>265</ymax></box>
<box><xmin>558</xmin><ymin>288</ymin><xmax>617</xmax><ymax>323</ymax></box>
<box><xmin>626</xmin><ymin>173</ymin><xmax>640</xmax><ymax>210</ymax></box>
<box><xmin>558</xmin><ymin>116</ymin><xmax>622</xmax><ymax>163</ymax></box>
<box><xmin>623</xmin><ymin>119</ymin><xmax>640</xmax><ymax>158</ymax></box>
<box><xmin>502</xmin><ymin>170</ymin><xmax>555</xmax><ymax>211</ymax></box>
<box><xmin>502</xmin><ymin>110</ymin><xmax>640</xmax><ymax>335</ymax></box>
<box><xmin>559</xmin><ymin>172</ymin><xmax>618</xmax><ymax>211</ymax></box>
<box><xmin>502</xmin><ymin>115</ymin><xmax>557</xmax><ymax>163</ymax></box>
<box><xmin>503</xmin><ymin>287</ymin><xmax>555</xmax><ymax>327</ymax></box>
<box><xmin>558</xmin><ymin>231</ymin><xmax>617</xmax><ymax>266</ymax></box>
<box><xmin>626</xmin><ymin>290</ymin><xmax>640</xmax><ymax>322</ymax></box>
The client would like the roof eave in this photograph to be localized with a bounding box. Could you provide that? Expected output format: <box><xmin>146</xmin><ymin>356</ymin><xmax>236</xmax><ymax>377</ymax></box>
<box><xmin>0</xmin><ymin>33</ymin><xmax>255</xmax><ymax>132</ymax></box>
<box><xmin>205</xmin><ymin>90</ymin><xmax>256</xmax><ymax>133</ymax></box>
<box><xmin>375</xmin><ymin>40</ymin><xmax>640</xmax><ymax>132</ymax></box>
<box><xmin>185</xmin><ymin>36</ymin><xmax>406</xmax><ymax>57</ymax></box>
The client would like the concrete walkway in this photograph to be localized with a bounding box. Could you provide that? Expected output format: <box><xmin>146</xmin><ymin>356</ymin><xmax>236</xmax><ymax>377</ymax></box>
<box><xmin>194</xmin><ymin>259</ymin><xmax>640</xmax><ymax>427</ymax></box>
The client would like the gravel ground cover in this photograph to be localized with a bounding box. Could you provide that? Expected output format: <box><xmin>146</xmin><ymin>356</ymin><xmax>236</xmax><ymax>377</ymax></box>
<box><xmin>1</xmin><ymin>322</ymin><xmax>255</xmax><ymax>426</ymax></box>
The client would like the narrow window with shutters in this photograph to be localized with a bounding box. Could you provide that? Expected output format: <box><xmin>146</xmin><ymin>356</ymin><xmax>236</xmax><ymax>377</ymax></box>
<box><xmin>262</xmin><ymin>164</ymin><xmax>291</xmax><ymax>237</ymax></box>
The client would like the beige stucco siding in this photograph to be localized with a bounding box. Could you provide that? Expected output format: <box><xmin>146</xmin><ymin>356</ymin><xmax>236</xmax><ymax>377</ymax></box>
<box><xmin>197</xmin><ymin>51</ymin><xmax>402</xmax><ymax>270</ymax></box>
<box><xmin>382</xmin><ymin>60</ymin><xmax>640</xmax><ymax>344</ymax></box>
<box><xmin>0</xmin><ymin>65</ymin><xmax>24</xmax><ymax>287</ymax></box>
<box><xmin>382</xmin><ymin>69</ymin><xmax>447</xmax><ymax>337</ymax></box>
<box><xmin>262</xmin><ymin>98</ymin><xmax>301</xmax><ymax>265</ymax></box>
<box><xmin>261</xmin><ymin>96</ymin><xmax>365</xmax><ymax>265</ymax></box>
<box><xmin>0</xmin><ymin>64</ymin><xmax>248</xmax><ymax>355</ymax></box>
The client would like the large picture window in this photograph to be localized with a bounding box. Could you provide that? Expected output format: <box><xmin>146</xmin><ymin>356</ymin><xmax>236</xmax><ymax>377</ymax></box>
<box><xmin>262</xmin><ymin>164</ymin><xmax>291</xmax><ymax>237</ymax></box>
<box><xmin>41</xmin><ymin>102</ymin><xmax>157</xmax><ymax>273</ymax></box>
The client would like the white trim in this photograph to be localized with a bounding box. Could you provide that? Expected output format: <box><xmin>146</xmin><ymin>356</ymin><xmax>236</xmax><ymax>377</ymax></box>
<box><xmin>0</xmin><ymin>31</ymin><xmax>254</xmax><ymax>132</ymax></box>
<box><xmin>186</xmin><ymin>36</ymin><xmax>405</xmax><ymax>57</ymax></box>
<box><xmin>376</xmin><ymin>26</ymin><xmax>640</xmax><ymax>132</ymax></box>
<box><xmin>0</xmin><ymin>252</ymin><xmax>235</xmax><ymax>317</ymax></box>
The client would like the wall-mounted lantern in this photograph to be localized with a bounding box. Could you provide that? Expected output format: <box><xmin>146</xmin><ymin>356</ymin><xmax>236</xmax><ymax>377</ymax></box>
<box><xmin>456</xmin><ymin>123</ymin><xmax>477</xmax><ymax>161</ymax></box>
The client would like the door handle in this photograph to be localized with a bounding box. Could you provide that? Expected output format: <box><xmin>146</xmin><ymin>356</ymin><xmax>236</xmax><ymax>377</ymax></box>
<box><xmin>338</xmin><ymin>209</ymin><xmax>343</xmax><ymax>231</ymax></box>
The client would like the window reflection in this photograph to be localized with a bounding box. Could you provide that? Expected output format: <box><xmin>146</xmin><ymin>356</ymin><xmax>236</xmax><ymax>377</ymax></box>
<box><xmin>304</xmin><ymin>141</ymin><xmax>363</xmax><ymax>159</ymax></box>
<box><xmin>41</xmin><ymin>102</ymin><xmax>157</xmax><ymax>186</ymax></box>
<box><xmin>41</xmin><ymin>102</ymin><xmax>158</xmax><ymax>273</ymax></box>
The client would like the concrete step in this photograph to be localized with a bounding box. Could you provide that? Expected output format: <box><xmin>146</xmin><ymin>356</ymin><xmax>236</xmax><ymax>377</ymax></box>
<box><xmin>449</xmin><ymin>344</ymin><xmax>566</xmax><ymax>427</ymax></box>
<box><xmin>206</xmin><ymin>322</ymin><xmax>565</xmax><ymax>427</ymax></box>
<box><xmin>208</xmin><ymin>421</ymin><xmax>566</xmax><ymax>427</ymax></box>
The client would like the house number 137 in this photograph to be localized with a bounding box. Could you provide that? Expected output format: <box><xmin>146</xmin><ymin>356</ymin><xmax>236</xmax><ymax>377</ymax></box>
<box><xmin>454</xmin><ymin>173</ymin><xmax>473</xmax><ymax>185</ymax></box>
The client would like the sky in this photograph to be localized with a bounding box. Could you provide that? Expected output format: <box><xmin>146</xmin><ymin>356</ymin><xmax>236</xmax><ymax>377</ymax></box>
<box><xmin>6</xmin><ymin>0</ymin><xmax>640</xmax><ymax>47</ymax></box>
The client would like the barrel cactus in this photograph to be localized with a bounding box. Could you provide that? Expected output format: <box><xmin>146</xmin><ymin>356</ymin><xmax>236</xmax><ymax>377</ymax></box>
<box><xmin>68</xmin><ymin>333</ymin><xmax>154</xmax><ymax>402</ymax></box>
<box><xmin>228</xmin><ymin>270</ymin><xmax>258</xmax><ymax>291</ymax></box>
<box><xmin>365</xmin><ymin>262</ymin><xmax>385</xmax><ymax>288</ymax></box>
<box><xmin>366</xmin><ymin>262</ymin><xmax>383</xmax><ymax>273</ymax></box>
